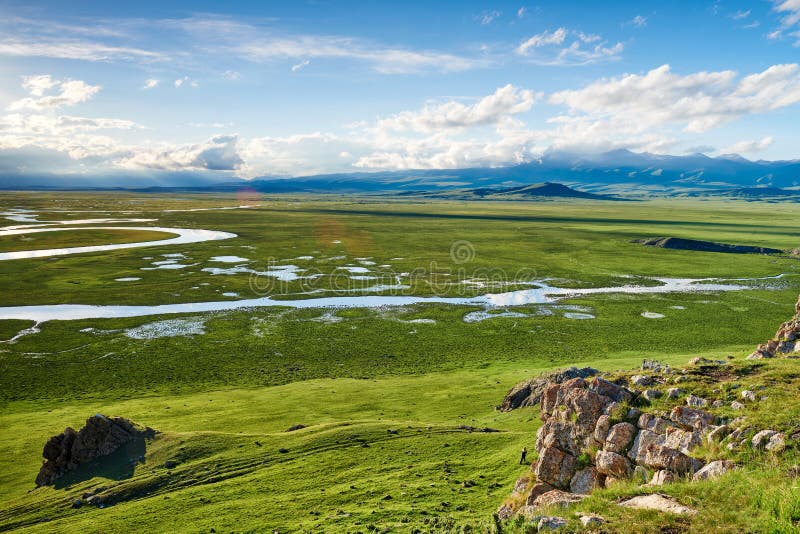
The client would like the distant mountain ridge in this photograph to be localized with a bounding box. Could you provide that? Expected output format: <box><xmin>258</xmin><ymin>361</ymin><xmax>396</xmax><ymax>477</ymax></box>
<box><xmin>2</xmin><ymin>149</ymin><xmax>799</xmax><ymax>193</ymax></box>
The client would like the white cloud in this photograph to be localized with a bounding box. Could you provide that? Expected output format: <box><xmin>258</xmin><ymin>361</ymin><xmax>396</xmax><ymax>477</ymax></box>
<box><xmin>374</xmin><ymin>85</ymin><xmax>538</xmax><ymax>133</ymax></box>
<box><xmin>477</xmin><ymin>10</ymin><xmax>501</xmax><ymax>25</ymax></box>
<box><xmin>174</xmin><ymin>77</ymin><xmax>185</xmax><ymax>88</ymax></box>
<box><xmin>117</xmin><ymin>135</ymin><xmax>242</xmax><ymax>171</ymax></box>
<box><xmin>291</xmin><ymin>60</ymin><xmax>310</xmax><ymax>72</ymax></box>
<box><xmin>0</xmin><ymin>39</ymin><xmax>164</xmax><ymax>62</ymax></box>
<box><xmin>516</xmin><ymin>28</ymin><xmax>623</xmax><ymax>65</ymax></box>
<box><xmin>517</xmin><ymin>7</ymin><xmax>527</xmax><ymax>18</ymax></box>
<box><xmin>631</xmin><ymin>15</ymin><xmax>648</xmax><ymax>27</ymax></box>
<box><xmin>8</xmin><ymin>77</ymin><xmax>101</xmax><ymax>111</ymax></box>
<box><xmin>720</xmin><ymin>136</ymin><xmax>774</xmax><ymax>154</ymax></box>
<box><xmin>775</xmin><ymin>0</ymin><xmax>800</xmax><ymax>28</ymax></box>
<box><xmin>143</xmin><ymin>79</ymin><xmax>159</xmax><ymax>89</ymax></box>
<box><xmin>549</xmin><ymin>64</ymin><xmax>800</xmax><ymax>133</ymax></box>
<box><xmin>222</xmin><ymin>70</ymin><xmax>241</xmax><ymax>80</ymax></box>
<box><xmin>732</xmin><ymin>9</ymin><xmax>751</xmax><ymax>20</ymax></box>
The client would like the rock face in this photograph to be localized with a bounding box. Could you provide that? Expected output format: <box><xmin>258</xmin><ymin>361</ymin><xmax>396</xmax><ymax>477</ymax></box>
<box><xmin>499</xmin><ymin>367</ymin><xmax>600</xmax><ymax>411</ymax></box>
<box><xmin>36</xmin><ymin>414</ymin><xmax>155</xmax><ymax>486</ymax></box>
<box><xmin>747</xmin><ymin>294</ymin><xmax>800</xmax><ymax>359</ymax></box>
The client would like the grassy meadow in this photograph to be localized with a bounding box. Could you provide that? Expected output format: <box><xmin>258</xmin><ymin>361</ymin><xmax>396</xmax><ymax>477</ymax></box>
<box><xmin>1</xmin><ymin>192</ymin><xmax>799</xmax><ymax>532</ymax></box>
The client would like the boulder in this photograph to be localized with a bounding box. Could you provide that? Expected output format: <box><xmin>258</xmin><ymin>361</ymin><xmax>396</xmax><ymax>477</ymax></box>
<box><xmin>664</xmin><ymin>427</ymin><xmax>703</xmax><ymax>455</ymax></box>
<box><xmin>765</xmin><ymin>432</ymin><xmax>786</xmax><ymax>453</ymax></box>
<box><xmin>706</xmin><ymin>425</ymin><xmax>730</xmax><ymax>443</ymax></box>
<box><xmin>637</xmin><ymin>413</ymin><xmax>671</xmax><ymax>434</ymax></box>
<box><xmin>642</xmin><ymin>389</ymin><xmax>662</xmax><ymax>402</ymax></box>
<box><xmin>666</xmin><ymin>387</ymin><xmax>685</xmax><ymax>400</ymax></box>
<box><xmin>587</xmin><ymin>377</ymin><xmax>634</xmax><ymax>404</ymax></box>
<box><xmin>731</xmin><ymin>401</ymin><xmax>745</xmax><ymax>410</ymax></box>
<box><xmin>649</xmin><ymin>469</ymin><xmax>677</xmax><ymax>485</ymax></box>
<box><xmin>579</xmin><ymin>515</ymin><xmax>605</xmax><ymax>527</ymax></box>
<box><xmin>604</xmin><ymin>422</ymin><xmax>637</xmax><ymax>453</ymax></box>
<box><xmin>36</xmin><ymin>415</ymin><xmax>155</xmax><ymax>487</ymax></box>
<box><xmin>595</xmin><ymin>450</ymin><xmax>631</xmax><ymax>478</ymax></box>
<box><xmin>741</xmin><ymin>390</ymin><xmax>757</xmax><ymax>402</ymax></box>
<box><xmin>593</xmin><ymin>415</ymin><xmax>611</xmax><ymax>444</ymax></box>
<box><xmin>526</xmin><ymin>482</ymin><xmax>556</xmax><ymax>506</ymax></box>
<box><xmin>692</xmin><ymin>460</ymin><xmax>736</xmax><ymax>481</ymax></box>
<box><xmin>512</xmin><ymin>476</ymin><xmax>530</xmax><ymax>495</ymax></box>
<box><xmin>642</xmin><ymin>443</ymin><xmax>702</xmax><ymax>475</ymax></box>
<box><xmin>618</xmin><ymin>493</ymin><xmax>697</xmax><ymax>516</ymax></box>
<box><xmin>752</xmin><ymin>430</ymin><xmax>778</xmax><ymax>449</ymax></box>
<box><xmin>685</xmin><ymin>395</ymin><xmax>708</xmax><ymax>408</ymax></box>
<box><xmin>670</xmin><ymin>406</ymin><xmax>714</xmax><ymax>430</ymax></box>
<box><xmin>535</xmin><ymin>446</ymin><xmax>577</xmax><ymax>489</ymax></box>
<box><xmin>533</xmin><ymin>490</ymin><xmax>586</xmax><ymax>508</ymax></box>
<box><xmin>569</xmin><ymin>467</ymin><xmax>602</xmax><ymax>495</ymax></box>
<box><xmin>630</xmin><ymin>375</ymin><xmax>652</xmax><ymax>387</ymax></box>
<box><xmin>499</xmin><ymin>367</ymin><xmax>600</xmax><ymax>411</ymax></box>
<box><xmin>537</xmin><ymin>516</ymin><xmax>568</xmax><ymax>531</ymax></box>
<box><xmin>628</xmin><ymin>429</ymin><xmax>665</xmax><ymax>464</ymax></box>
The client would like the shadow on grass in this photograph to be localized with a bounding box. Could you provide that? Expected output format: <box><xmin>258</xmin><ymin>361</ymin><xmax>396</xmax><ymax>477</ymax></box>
<box><xmin>52</xmin><ymin>436</ymin><xmax>150</xmax><ymax>490</ymax></box>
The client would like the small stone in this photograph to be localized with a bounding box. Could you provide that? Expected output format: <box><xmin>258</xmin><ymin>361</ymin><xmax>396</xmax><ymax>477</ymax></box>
<box><xmin>706</xmin><ymin>425</ymin><xmax>729</xmax><ymax>443</ymax></box>
<box><xmin>533</xmin><ymin>489</ymin><xmax>586</xmax><ymax>509</ymax></box>
<box><xmin>741</xmin><ymin>390</ymin><xmax>757</xmax><ymax>402</ymax></box>
<box><xmin>538</xmin><ymin>516</ymin><xmax>568</xmax><ymax>531</ymax></box>
<box><xmin>731</xmin><ymin>401</ymin><xmax>745</xmax><ymax>410</ymax></box>
<box><xmin>642</xmin><ymin>389</ymin><xmax>662</xmax><ymax>402</ymax></box>
<box><xmin>164</xmin><ymin>460</ymin><xmax>178</xmax><ymax>469</ymax></box>
<box><xmin>711</xmin><ymin>400</ymin><xmax>724</xmax><ymax>408</ymax></box>
<box><xmin>579</xmin><ymin>514</ymin><xmax>605</xmax><ymax>527</ymax></box>
<box><xmin>667</xmin><ymin>388</ymin><xmax>686</xmax><ymax>399</ymax></box>
<box><xmin>71</xmin><ymin>499</ymin><xmax>82</xmax><ymax>509</ymax></box>
<box><xmin>765</xmin><ymin>433</ymin><xmax>786</xmax><ymax>453</ymax></box>
<box><xmin>685</xmin><ymin>395</ymin><xmax>708</xmax><ymax>408</ymax></box>
<box><xmin>752</xmin><ymin>430</ymin><xmax>778</xmax><ymax>449</ymax></box>
<box><xmin>633</xmin><ymin>465</ymin><xmax>649</xmax><ymax>484</ymax></box>
<box><xmin>618</xmin><ymin>493</ymin><xmax>697</xmax><ymax>515</ymax></box>
<box><xmin>631</xmin><ymin>375</ymin><xmax>652</xmax><ymax>387</ymax></box>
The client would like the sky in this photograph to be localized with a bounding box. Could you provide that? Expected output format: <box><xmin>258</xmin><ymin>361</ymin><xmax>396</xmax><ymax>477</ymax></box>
<box><xmin>2</xmin><ymin>0</ymin><xmax>800</xmax><ymax>181</ymax></box>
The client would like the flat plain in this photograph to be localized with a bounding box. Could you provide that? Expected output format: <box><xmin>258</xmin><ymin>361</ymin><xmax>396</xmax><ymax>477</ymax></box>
<box><xmin>1</xmin><ymin>192</ymin><xmax>799</xmax><ymax>532</ymax></box>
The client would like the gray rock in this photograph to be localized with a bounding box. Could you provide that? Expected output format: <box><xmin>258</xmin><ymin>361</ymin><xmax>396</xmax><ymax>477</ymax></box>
<box><xmin>593</xmin><ymin>415</ymin><xmax>611</xmax><ymax>443</ymax></box>
<box><xmin>664</xmin><ymin>427</ymin><xmax>703</xmax><ymax>455</ymax></box>
<box><xmin>631</xmin><ymin>375</ymin><xmax>652</xmax><ymax>387</ymax></box>
<box><xmin>670</xmin><ymin>406</ymin><xmax>714</xmax><ymax>430</ymax></box>
<box><xmin>537</xmin><ymin>516</ymin><xmax>568</xmax><ymax>531</ymax></box>
<box><xmin>628</xmin><ymin>429</ymin><xmax>666</xmax><ymax>464</ymax></box>
<box><xmin>685</xmin><ymin>394</ymin><xmax>708</xmax><ymax>408</ymax></box>
<box><xmin>765</xmin><ymin>433</ymin><xmax>786</xmax><ymax>453</ymax></box>
<box><xmin>618</xmin><ymin>493</ymin><xmax>697</xmax><ymax>515</ymax></box>
<box><xmin>579</xmin><ymin>514</ymin><xmax>605</xmax><ymax>527</ymax></box>
<box><xmin>569</xmin><ymin>467</ymin><xmax>602</xmax><ymax>495</ymax></box>
<box><xmin>692</xmin><ymin>460</ymin><xmax>736</xmax><ymax>481</ymax></box>
<box><xmin>741</xmin><ymin>390</ymin><xmax>757</xmax><ymax>402</ymax></box>
<box><xmin>533</xmin><ymin>489</ymin><xmax>586</xmax><ymax>509</ymax></box>
<box><xmin>731</xmin><ymin>401</ymin><xmax>745</xmax><ymax>410</ymax></box>
<box><xmin>706</xmin><ymin>425</ymin><xmax>730</xmax><ymax>443</ymax></box>
<box><xmin>642</xmin><ymin>389</ymin><xmax>662</xmax><ymax>402</ymax></box>
<box><xmin>649</xmin><ymin>469</ymin><xmax>677</xmax><ymax>485</ymax></box>
<box><xmin>604</xmin><ymin>422</ymin><xmax>637</xmax><ymax>453</ymax></box>
<box><xmin>637</xmin><ymin>413</ymin><xmax>671</xmax><ymax>434</ymax></box>
<box><xmin>711</xmin><ymin>400</ymin><xmax>724</xmax><ymax>408</ymax></box>
<box><xmin>595</xmin><ymin>450</ymin><xmax>631</xmax><ymax>478</ymax></box>
<box><xmin>752</xmin><ymin>430</ymin><xmax>778</xmax><ymax>449</ymax></box>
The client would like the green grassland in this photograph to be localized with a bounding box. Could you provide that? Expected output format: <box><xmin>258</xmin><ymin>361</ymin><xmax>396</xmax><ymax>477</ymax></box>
<box><xmin>1</xmin><ymin>192</ymin><xmax>799</xmax><ymax>532</ymax></box>
<box><xmin>0</xmin><ymin>229</ymin><xmax>176</xmax><ymax>253</ymax></box>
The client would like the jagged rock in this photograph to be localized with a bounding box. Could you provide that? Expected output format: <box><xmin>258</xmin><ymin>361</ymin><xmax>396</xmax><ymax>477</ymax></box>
<box><xmin>666</xmin><ymin>387</ymin><xmax>685</xmax><ymax>399</ymax></box>
<box><xmin>537</xmin><ymin>516</ymin><xmax>568</xmax><ymax>531</ymax></box>
<box><xmin>670</xmin><ymin>406</ymin><xmax>714</xmax><ymax>430</ymax></box>
<box><xmin>535</xmin><ymin>446</ymin><xmax>577</xmax><ymax>489</ymax></box>
<box><xmin>569</xmin><ymin>467</ymin><xmax>602</xmax><ymax>495</ymax></box>
<box><xmin>685</xmin><ymin>395</ymin><xmax>708</xmax><ymax>408</ymax></box>
<box><xmin>688</xmin><ymin>357</ymin><xmax>726</xmax><ymax>365</ymax></box>
<box><xmin>526</xmin><ymin>482</ymin><xmax>556</xmax><ymax>505</ymax></box>
<box><xmin>579</xmin><ymin>514</ymin><xmax>605</xmax><ymax>527</ymax></box>
<box><xmin>631</xmin><ymin>375</ymin><xmax>652</xmax><ymax>387</ymax></box>
<box><xmin>664</xmin><ymin>427</ymin><xmax>703</xmax><ymax>455</ymax></box>
<box><xmin>618</xmin><ymin>493</ymin><xmax>697</xmax><ymax>515</ymax></box>
<box><xmin>731</xmin><ymin>401</ymin><xmax>745</xmax><ymax>410</ymax></box>
<box><xmin>496</xmin><ymin>504</ymin><xmax>515</xmax><ymax>520</ymax></box>
<box><xmin>711</xmin><ymin>399</ymin><xmax>724</xmax><ymax>408</ymax></box>
<box><xmin>499</xmin><ymin>367</ymin><xmax>600</xmax><ymax>411</ymax></box>
<box><xmin>649</xmin><ymin>469</ymin><xmax>677</xmax><ymax>485</ymax></box>
<box><xmin>752</xmin><ymin>430</ymin><xmax>778</xmax><ymax>449</ymax></box>
<box><xmin>637</xmin><ymin>413</ymin><xmax>671</xmax><ymax>434</ymax></box>
<box><xmin>587</xmin><ymin>377</ymin><xmax>634</xmax><ymax>404</ymax></box>
<box><xmin>628</xmin><ymin>429</ymin><xmax>665</xmax><ymax>464</ymax></box>
<box><xmin>765</xmin><ymin>432</ymin><xmax>786</xmax><ymax>452</ymax></box>
<box><xmin>706</xmin><ymin>425</ymin><xmax>730</xmax><ymax>443</ymax></box>
<box><xmin>642</xmin><ymin>389</ymin><xmax>662</xmax><ymax>402</ymax></box>
<box><xmin>533</xmin><ymin>490</ymin><xmax>586</xmax><ymax>508</ymax></box>
<box><xmin>692</xmin><ymin>460</ymin><xmax>736</xmax><ymax>481</ymax></box>
<box><xmin>604</xmin><ymin>423</ymin><xmax>636</xmax><ymax>453</ymax></box>
<box><xmin>593</xmin><ymin>415</ymin><xmax>611</xmax><ymax>443</ymax></box>
<box><xmin>513</xmin><ymin>476</ymin><xmax>530</xmax><ymax>495</ymax></box>
<box><xmin>741</xmin><ymin>390</ymin><xmax>757</xmax><ymax>402</ymax></box>
<box><xmin>595</xmin><ymin>450</ymin><xmax>631</xmax><ymax>478</ymax></box>
<box><xmin>643</xmin><ymin>443</ymin><xmax>703</xmax><ymax>475</ymax></box>
<box><xmin>36</xmin><ymin>414</ymin><xmax>155</xmax><ymax>487</ymax></box>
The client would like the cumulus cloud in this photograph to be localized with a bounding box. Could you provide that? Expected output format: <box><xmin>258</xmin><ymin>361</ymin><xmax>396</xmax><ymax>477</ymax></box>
<box><xmin>720</xmin><ymin>136</ymin><xmax>774</xmax><ymax>154</ymax></box>
<box><xmin>516</xmin><ymin>28</ymin><xmax>623</xmax><ymax>65</ymax></box>
<box><xmin>143</xmin><ymin>79</ymin><xmax>159</xmax><ymax>89</ymax></box>
<box><xmin>8</xmin><ymin>77</ymin><xmax>101</xmax><ymax>111</ymax></box>
<box><xmin>373</xmin><ymin>85</ymin><xmax>539</xmax><ymax>133</ymax></box>
<box><xmin>117</xmin><ymin>135</ymin><xmax>242</xmax><ymax>171</ymax></box>
<box><xmin>549</xmin><ymin>64</ymin><xmax>800</xmax><ymax>133</ymax></box>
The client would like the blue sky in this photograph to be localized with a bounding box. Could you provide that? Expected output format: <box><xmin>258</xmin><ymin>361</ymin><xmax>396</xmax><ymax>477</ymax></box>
<box><xmin>1</xmin><ymin>0</ymin><xmax>800</xmax><ymax>180</ymax></box>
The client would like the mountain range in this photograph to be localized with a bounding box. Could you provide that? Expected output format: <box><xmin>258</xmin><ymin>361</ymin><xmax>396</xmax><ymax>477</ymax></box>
<box><xmin>2</xmin><ymin>149</ymin><xmax>800</xmax><ymax>194</ymax></box>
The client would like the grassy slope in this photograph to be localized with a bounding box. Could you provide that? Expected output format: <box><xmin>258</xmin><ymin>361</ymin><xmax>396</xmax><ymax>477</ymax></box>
<box><xmin>1</xmin><ymin>193</ymin><xmax>799</xmax><ymax>531</ymax></box>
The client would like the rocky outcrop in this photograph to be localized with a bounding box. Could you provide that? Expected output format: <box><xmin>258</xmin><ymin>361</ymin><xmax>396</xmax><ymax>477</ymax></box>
<box><xmin>633</xmin><ymin>237</ymin><xmax>782</xmax><ymax>255</ymax></box>
<box><xmin>36</xmin><ymin>414</ymin><xmax>156</xmax><ymax>486</ymax></box>
<box><xmin>747</xmin><ymin>294</ymin><xmax>800</xmax><ymax>359</ymax></box>
<box><xmin>499</xmin><ymin>367</ymin><xmax>600</xmax><ymax>411</ymax></box>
